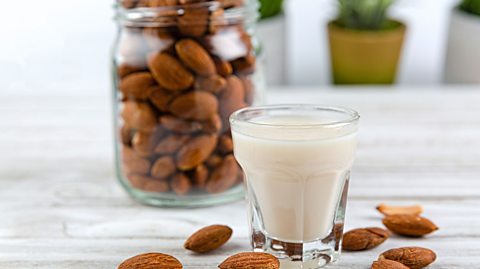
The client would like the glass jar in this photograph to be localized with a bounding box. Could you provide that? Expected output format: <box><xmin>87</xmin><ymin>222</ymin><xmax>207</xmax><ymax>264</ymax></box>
<box><xmin>112</xmin><ymin>0</ymin><xmax>263</xmax><ymax>207</ymax></box>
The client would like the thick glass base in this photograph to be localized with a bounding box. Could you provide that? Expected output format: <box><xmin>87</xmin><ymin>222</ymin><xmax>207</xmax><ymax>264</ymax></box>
<box><xmin>251</xmin><ymin>225</ymin><xmax>344</xmax><ymax>269</ymax></box>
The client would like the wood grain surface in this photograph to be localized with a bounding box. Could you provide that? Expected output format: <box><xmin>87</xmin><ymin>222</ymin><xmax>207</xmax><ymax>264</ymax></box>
<box><xmin>1</xmin><ymin>88</ymin><xmax>479</xmax><ymax>268</ymax></box>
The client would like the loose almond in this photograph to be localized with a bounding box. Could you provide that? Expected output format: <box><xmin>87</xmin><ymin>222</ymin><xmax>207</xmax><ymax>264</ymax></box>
<box><xmin>219</xmin><ymin>252</ymin><xmax>279</xmax><ymax>269</ymax></box>
<box><xmin>372</xmin><ymin>259</ymin><xmax>409</xmax><ymax>269</ymax></box>
<box><xmin>380</xmin><ymin>247</ymin><xmax>437</xmax><ymax>269</ymax></box>
<box><xmin>184</xmin><ymin>224</ymin><xmax>233</xmax><ymax>253</ymax></box>
<box><xmin>342</xmin><ymin>227</ymin><xmax>390</xmax><ymax>251</ymax></box>
<box><xmin>148</xmin><ymin>52</ymin><xmax>194</xmax><ymax>91</ymax></box>
<box><xmin>176</xmin><ymin>39</ymin><xmax>216</xmax><ymax>76</ymax></box>
<box><xmin>118</xmin><ymin>252</ymin><xmax>182</xmax><ymax>269</ymax></box>
<box><xmin>377</xmin><ymin>203</ymin><xmax>423</xmax><ymax>216</ymax></box>
<box><xmin>383</xmin><ymin>214</ymin><xmax>438</xmax><ymax>237</ymax></box>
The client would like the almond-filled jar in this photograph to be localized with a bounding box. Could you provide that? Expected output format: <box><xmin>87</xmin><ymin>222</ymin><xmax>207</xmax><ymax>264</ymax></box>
<box><xmin>112</xmin><ymin>0</ymin><xmax>263</xmax><ymax>206</ymax></box>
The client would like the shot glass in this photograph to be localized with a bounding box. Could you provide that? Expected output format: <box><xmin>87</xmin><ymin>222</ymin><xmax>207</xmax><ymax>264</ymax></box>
<box><xmin>230</xmin><ymin>105</ymin><xmax>359</xmax><ymax>268</ymax></box>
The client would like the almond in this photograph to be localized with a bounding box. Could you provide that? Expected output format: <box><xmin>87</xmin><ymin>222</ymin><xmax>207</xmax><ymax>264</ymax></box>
<box><xmin>151</xmin><ymin>156</ymin><xmax>176</xmax><ymax>179</ymax></box>
<box><xmin>195</xmin><ymin>74</ymin><xmax>227</xmax><ymax>94</ymax></box>
<box><xmin>206</xmin><ymin>154</ymin><xmax>223</xmax><ymax>168</ymax></box>
<box><xmin>380</xmin><ymin>247</ymin><xmax>437</xmax><ymax>269</ymax></box>
<box><xmin>170</xmin><ymin>91</ymin><xmax>219</xmax><ymax>120</ymax></box>
<box><xmin>206</xmin><ymin>154</ymin><xmax>239</xmax><ymax>193</ymax></box>
<box><xmin>176</xmin><ymin>39</ymin><xmax>216</xmax><ymax>76</ymax></box>
<box><xmin>377</xmin><ymin>204</ymin><xmax>424</xmax><ymax>216</ymax></box>
<box><xmin>154</xmin><ymin>134</ymin><xmax>190</xmax><ymax>155</ymax></box>
<box><xmin>119</xmin><ymin>72</ymin><xmax>156</xmax><ymax>100</ymax></box>
<box><xmin>132</xmin><ymin>131</ymin><xmax>156</xmax><ymax>157</ymax></box>
<box><xmin>120</xmin><ymin>124</ymin><xmax>134</xmax><ymax>146</ymax></box>
<box><xmin>160</xmin><ymin>115</ymin><xmax>203</xmax><ymax>133</ymax></box>
<box><xmin>192</xmin><ymin>165</ymin><xmax>209</xmax><ymax>188</ymax></box>
<box><xmin>219</xmin><ymin>0</ymin><xmax>244</xmax><ymax>9</ymax></box>
<box><xmin>219</xmin><ymin>252</ymin><xmax>279</xmax><ymax>269</ymax></box>
<box><xmin>372</xmin><ymin>260</ymin><xmax>409</xmax><ymax>269</ymax></box>
<box><xmin>118</xmin><ymin>252</ymin><xmax>182</xmax><ymax>269</ymax></box>
<box><xmin>118</xmin><ymin>63</ymin><xmax>146</xmax><ymax>78</ymax></box>
<box><xmin>143</xmin><ymin>179</ymin><xmax>170</xmax><ymax>193</ymax></box>
<box><xmin>178</xmin><ymin>7</ymin><xmax>209</xmax><ymax>37</ymax></box>
<box><xmin>218</xmin><ymin>135</ymin><xmax>233</xmax><ymax>154</ymax></box>
<box><xmin>149</xmin><ymin>86</ymin><xmax>174</xmax><ymax>112</ymax></box>
<box><xmin>122</xmin><ymin>146</ymin><xmax>151</xmax><ymax>176</ymax></box>
<box><xmin>220</xmin><ymin>75</ymin><xmax>247</xmax><ymax>121</ymax></box>
<box><xmin>383</xmin><ymin>214</ymin><xmax>438</xmax><ymax>237</ymax></box>
<box><xmin>128</xmin><ymin>175</ymin><xmax>170</xmax><ymax>192</ymax></box>
<box><xmin>231</xmin><ymin>54</ymin><xmax>256</xmax><ymax>74</ymax></box>
<box><xmin>126</xmin><ymin>174</ymin><xmax>149</xmax><ymax>189</ymax></box>
<box><xmin>171</xmin><ymin>172</ymin><xmax>192</xmax><ymax>195</ymax></box>
<box><xmin>121</xmin><ymin>101</ymin><xmax>158</xmax><ymax>132</ymax></box>
<box><xmin>342</xmin><ymin>227</ymin><xmax>390</xmax><ymax>251</ymax></box>
<box><xmin>201</xmin><ymin>114</ymin><xmax>222</xmax><ymax>134</ymax></box>
<box><xmin>184</xmin><ymin>224</ymin><xmax>233</xmax><ymax>253</ymax></box>
<box><xmin>177</xmin><ymin>134</ymin><xmax>217</xmax><ymax>170</ymax></box>
<box><xmin>148</xmin><ymin>52</ymin><xmax>194</xmax><ymax>91</ymax></box>
<box><xmin>214</xmin><ymin>57</ymin><xmax>233</xmax><ymax>76</ymax></box>
<box><xmin>148</xmin><ymin>0</ymin><xmax>178</xmax><ymax>7</ymax></box>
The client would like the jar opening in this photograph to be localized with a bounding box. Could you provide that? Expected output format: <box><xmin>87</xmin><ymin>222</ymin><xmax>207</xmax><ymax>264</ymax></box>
<box><xmin>114</xmin><ymin>0</ymin><xmax>259</xmax><ymax>27</ymax></box>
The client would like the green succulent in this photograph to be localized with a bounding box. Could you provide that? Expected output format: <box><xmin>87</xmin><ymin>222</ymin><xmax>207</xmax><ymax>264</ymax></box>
<box><xmin>460</xmin><ymin>0</ymin><xmax>480</xmax><ymax>16</ymax></box>
<box><xmin>335</xmin><ymin>0</ymin><xmax>396</xmax><ymax>30</ymax></box>
<box><xmin>259</xmin><ymin>0</ymin><xmax>284</xmax><ymax>20</ymax></box>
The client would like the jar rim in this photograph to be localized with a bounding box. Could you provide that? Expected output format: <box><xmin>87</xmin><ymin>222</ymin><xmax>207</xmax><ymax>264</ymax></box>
<box><xmin>114</xmin><ymin>0</ymin><xmax>259</xmax><ymax>27</ymax></box>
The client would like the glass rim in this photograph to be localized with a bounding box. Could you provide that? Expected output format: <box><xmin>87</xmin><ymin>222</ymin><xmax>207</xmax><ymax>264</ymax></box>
<box><xmin>230</xmin><ymin>104</ymin><xmax>360</xmax><ymax>129</ymax></box>
<box><xmin>114</xmin><ymin>0</ymin><xmax>259</xmax><ymax>27</ymax></box>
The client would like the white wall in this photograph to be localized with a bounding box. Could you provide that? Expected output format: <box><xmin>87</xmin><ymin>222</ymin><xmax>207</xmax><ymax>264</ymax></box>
<box><xmin>0</xmin><ymin>0</ymin><xmax>460</xmax><ymax>94</ymax></box>
<box><xmin>285</xmin><ymin>0</ymin><xmax>459</xmax><ymax>85</ymax></box>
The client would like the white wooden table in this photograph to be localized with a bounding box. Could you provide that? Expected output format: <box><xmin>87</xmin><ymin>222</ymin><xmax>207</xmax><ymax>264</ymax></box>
<box><xmin>1</xmin><ymin>87</ymin><xmax>480</xmax><ymax>268</ymax></box>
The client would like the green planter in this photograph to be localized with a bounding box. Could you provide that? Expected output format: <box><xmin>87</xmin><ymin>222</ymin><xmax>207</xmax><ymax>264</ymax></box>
<box><xmin>328</xmin><ymin>21</ymin><xmax>406</xmax><ymax>84</ymax></box>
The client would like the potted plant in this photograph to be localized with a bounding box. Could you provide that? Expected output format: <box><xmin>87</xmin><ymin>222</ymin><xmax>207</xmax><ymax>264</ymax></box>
<box><xmin>444</xmin><ymin>0</ymin><xmax>480</xmax><ymax>83</ymax></box>
<box><xmin>256</xmin><ymin>0</ymin><xmax>286</xmax><ymax>85</ymax></box>
<box><xmin>328</xmin><ymin>0</ymin><xmax>406</xmax><ymax>84</ymax></box>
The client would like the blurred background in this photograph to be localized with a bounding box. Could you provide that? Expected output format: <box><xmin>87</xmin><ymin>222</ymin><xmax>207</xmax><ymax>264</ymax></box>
<box><xmin>2</xmin><ymin>0</ymin><xmax>477</xmax><ymax>98</ymax></box>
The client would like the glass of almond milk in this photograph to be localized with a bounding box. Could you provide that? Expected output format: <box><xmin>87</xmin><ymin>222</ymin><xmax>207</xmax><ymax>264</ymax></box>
<box><xmin>230</xmin><ymin>105</ymin><xmax>359</xmax><ymax>268</ymax></box>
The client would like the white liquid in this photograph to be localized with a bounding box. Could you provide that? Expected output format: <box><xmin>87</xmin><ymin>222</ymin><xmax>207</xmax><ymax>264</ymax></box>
<box><xmin>232</xmin><ymin>115</ymin><xmax>357</xmax><ymax>242</ymax></box>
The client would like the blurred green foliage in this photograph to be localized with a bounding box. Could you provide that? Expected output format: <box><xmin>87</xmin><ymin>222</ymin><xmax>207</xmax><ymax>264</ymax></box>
<box><xmin>259</xmin><ymin>0</ymin><xmax>284</xmax><ymax>20</ymax></box>
<box><xmin>335</xmin><ymin>0</ymin><xmax>396</xmax><ymax>30</ymax></box>
<box><xmin>461</xmin><ymin>0</ymin><xmax>480</xmax><ymax>16</ymax></box>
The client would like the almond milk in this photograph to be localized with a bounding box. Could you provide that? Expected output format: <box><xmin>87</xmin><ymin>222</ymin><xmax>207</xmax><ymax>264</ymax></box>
<box><xmin>232</xmin><ymin>115</ymin><xmax>357</xmax><ymax>242</ymax></box>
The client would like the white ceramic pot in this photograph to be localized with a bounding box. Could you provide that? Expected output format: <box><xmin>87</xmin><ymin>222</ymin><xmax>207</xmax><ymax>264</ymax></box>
<box><xmin>256</xmin><ymin>14</ymin><xmax>286</xmax><ymax>85</ymax></box>
<box><xmin>444</xmin><ymin>7</ymin><xmax>480</xmax><ymax>84</ymax></box>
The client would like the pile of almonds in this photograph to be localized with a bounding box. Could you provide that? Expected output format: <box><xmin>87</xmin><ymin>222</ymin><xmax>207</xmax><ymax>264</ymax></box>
<box><xmin>116</xmin><ymin>0</ymin><xmax>256</xmax><ymax>195</ymax></box>
<box><xmin>117</xmin><ymin>204</ymin><xmax>440</xmax><ymax>268</ymax></box>
<box><xmin>342</xmin><ymin>204</ymin><xmax>439</xmax><ymax>269</ymax></box>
